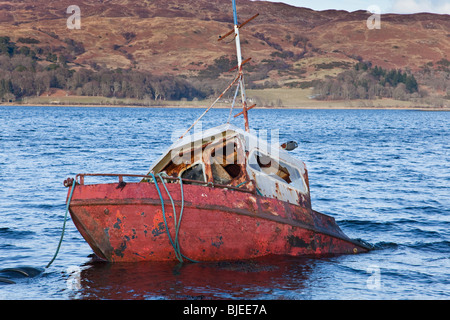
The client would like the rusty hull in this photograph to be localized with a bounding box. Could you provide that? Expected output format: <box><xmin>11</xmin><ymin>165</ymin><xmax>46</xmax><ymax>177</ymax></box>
<box><xmin>68</xmin><ymin>179</ymin><xmax>369</xmax><ymax>262</ymax></box>
<box><xmin>63</xmin><ymin>1</ymin><xmax>372</xmax><ymax>263</ymax></box>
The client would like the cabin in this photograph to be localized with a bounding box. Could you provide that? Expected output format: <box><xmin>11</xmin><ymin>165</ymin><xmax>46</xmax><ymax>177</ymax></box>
<box><xmin>147</xmin><ymin>124</ymin><xmax>311</xmax><ymax>209</ymax></box>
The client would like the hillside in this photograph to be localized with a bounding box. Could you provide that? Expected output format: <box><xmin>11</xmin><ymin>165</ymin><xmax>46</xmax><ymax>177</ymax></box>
<box><xmin>0</xmin><ymin>0</ymin><xmax>449</xmax><ymax>106</ymax></box>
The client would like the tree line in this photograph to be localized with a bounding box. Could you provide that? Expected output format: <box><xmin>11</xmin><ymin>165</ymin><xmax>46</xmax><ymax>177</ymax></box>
<box><xmin>313</xmin><ymin>61</ymin><xmax>420</xmax><ymax>101</ymax></box>
<box><xmin>1</xmin><ymin>35</ymin><xmax>443</xmax><ymax>105</ymax></box>
<box><xmin>0</xmin><ymin>36</ymin><xmax>206</xmax><ymax>102</ymax></box>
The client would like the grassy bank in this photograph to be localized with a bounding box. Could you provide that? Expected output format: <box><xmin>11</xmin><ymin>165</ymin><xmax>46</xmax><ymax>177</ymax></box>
<box><xmin>18</xmin><ymin>95</ymin><xmax>214</xmax><ymax>108</ymax></box>
<box><xmin>246</xmin><ymin>88</ymin><xmax>446</xmax><ymax>110</ymax></box>
<box><xmin>4</xmin><ymin>88</ymin><xmax>449</xmax><ymax>110</ymax></box>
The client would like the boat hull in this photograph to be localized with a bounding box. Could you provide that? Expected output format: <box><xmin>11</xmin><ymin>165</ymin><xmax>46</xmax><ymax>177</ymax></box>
<box><xmin>68</xmin><ymin>181</ymin><xmax>369</xmax><ymax>262</ymax></box>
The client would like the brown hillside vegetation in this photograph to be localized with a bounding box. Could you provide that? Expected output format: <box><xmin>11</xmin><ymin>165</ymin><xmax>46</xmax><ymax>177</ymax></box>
<box><xmin>0</xmin><ymin>0</ymin><xmax>449</xmax><ymax>106</ymax></box>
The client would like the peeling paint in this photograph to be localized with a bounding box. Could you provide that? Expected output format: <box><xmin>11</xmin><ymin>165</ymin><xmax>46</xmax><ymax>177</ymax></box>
<box><xmin>151</xmin><ymin>222</ymin><xmax>165</xmax><ymax>237</ymax></box>
<box><xmin>113</xmin><ymin>218</ymin><xmax>121</xmax><ymax>229</ymax></box>
<box><xmin>114</xmin><ymin>241</ymin><xmax>127</xmax><ymax>258</ymax></box>
<box><xmin>212</xmin><ymin>236</ymin><xmax>224</xmax><ymax>248</ymax></box>
<box><xmin>287</xmin><ymin>235</ymin><xmax>308</xmax><ymax>248</ymax></box>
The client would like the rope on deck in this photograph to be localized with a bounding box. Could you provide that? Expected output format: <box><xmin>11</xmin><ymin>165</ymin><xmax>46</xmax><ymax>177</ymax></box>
<box><xmin>150</xmin><ymin>173</ymin><xmax>198</xmax><ymax>263</ymax></box>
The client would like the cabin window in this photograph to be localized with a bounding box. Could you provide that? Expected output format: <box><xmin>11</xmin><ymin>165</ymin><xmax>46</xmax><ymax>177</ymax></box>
<box><xmin>179</xmin><ymin>162</ymin><xmax>206</xmax><ymax>183</ymax></box>
<box><xmin>249</xmin><ymin>150</ymin><xmax>306</xmax><ymax>191</ymax></box>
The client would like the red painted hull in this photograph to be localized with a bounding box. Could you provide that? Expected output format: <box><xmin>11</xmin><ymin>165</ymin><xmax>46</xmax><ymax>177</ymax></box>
<box><xmin>68</xmin><ymin>182</ymin><xmax>369</xmax><ymax>262</ymax></box>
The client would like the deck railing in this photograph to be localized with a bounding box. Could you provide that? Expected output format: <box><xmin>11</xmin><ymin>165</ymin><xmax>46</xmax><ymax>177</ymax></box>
<box><xmin>69</xmin><ymin>173</ymin><xmax>255</xmax><ymax>194</ymax></box>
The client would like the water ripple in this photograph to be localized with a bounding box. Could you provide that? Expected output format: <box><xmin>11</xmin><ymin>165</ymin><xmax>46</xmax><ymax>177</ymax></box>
<box><xmin>1</xmin><ymin>107</ymin><xmax>449</xmax><ymax>300</ymax></box>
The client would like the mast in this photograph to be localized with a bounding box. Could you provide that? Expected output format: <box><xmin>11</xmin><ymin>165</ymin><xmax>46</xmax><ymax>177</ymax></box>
<box><xmin>180</xmin><ymin>1</ymin><xmax>257</xmax><ymax>139</ymax></box>
<box><xmin>232</xmin><ymin>0</ymin><xmax>250</xmax><ymax>132</ymax></box>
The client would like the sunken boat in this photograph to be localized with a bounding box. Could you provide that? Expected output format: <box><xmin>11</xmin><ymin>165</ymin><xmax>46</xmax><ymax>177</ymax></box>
<box><xmin>64</xmin><ymin>0</ymin><xmax>371</xmax><ymax>262</ymax></box>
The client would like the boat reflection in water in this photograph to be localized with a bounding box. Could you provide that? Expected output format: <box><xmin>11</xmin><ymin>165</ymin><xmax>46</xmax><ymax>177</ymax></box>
<box><xmin>69</xmin><ymin>255</ymin><xmax>327</xmax><ymax>300</ymax></box>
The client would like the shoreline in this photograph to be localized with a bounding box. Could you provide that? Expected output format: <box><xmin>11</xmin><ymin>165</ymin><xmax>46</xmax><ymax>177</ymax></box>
<box><xmin>1</xmin><ymin>102</ymin><xmax>449</xmax><ymax>111</ymax></box>
<box><xmin>2</xmin><ymin>88</ymin><xmax>447</xmax><ymax>111</ymax></box>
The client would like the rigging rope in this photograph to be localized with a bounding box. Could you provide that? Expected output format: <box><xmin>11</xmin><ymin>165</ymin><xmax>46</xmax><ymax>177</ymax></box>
<box><xmin>180</xmin><ymin>74</ymin><xmax>241</xmax><ymax>139</ymax></box>
<box><xmin>227</xmin><ymin>80</ymin><xmax>241</xmax><ymax>124</ymax></box>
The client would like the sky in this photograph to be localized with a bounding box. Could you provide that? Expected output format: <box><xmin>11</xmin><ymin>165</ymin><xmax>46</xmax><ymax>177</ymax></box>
<box><xmin>259</xmin><ymin>0</ymin><xmax>450</xmax><ymax>14</ymax></box>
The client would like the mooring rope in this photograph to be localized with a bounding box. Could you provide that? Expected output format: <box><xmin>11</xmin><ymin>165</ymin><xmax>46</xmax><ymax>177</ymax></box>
<box><xmin>46</xmin><ymin>181</ymin><xmax>76</xmax><ymax>269</ymax></box>
<box><xmin>47</xmin><ymin>174</ymin><xmax>197</xmax><ymax>267</ymax></box>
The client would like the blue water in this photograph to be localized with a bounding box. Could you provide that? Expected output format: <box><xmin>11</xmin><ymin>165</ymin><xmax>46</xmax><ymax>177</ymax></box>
<box><xmin>0</xmin><ymin>106</ymin><xmax>449</xmax><ymax>300</ymax></box>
